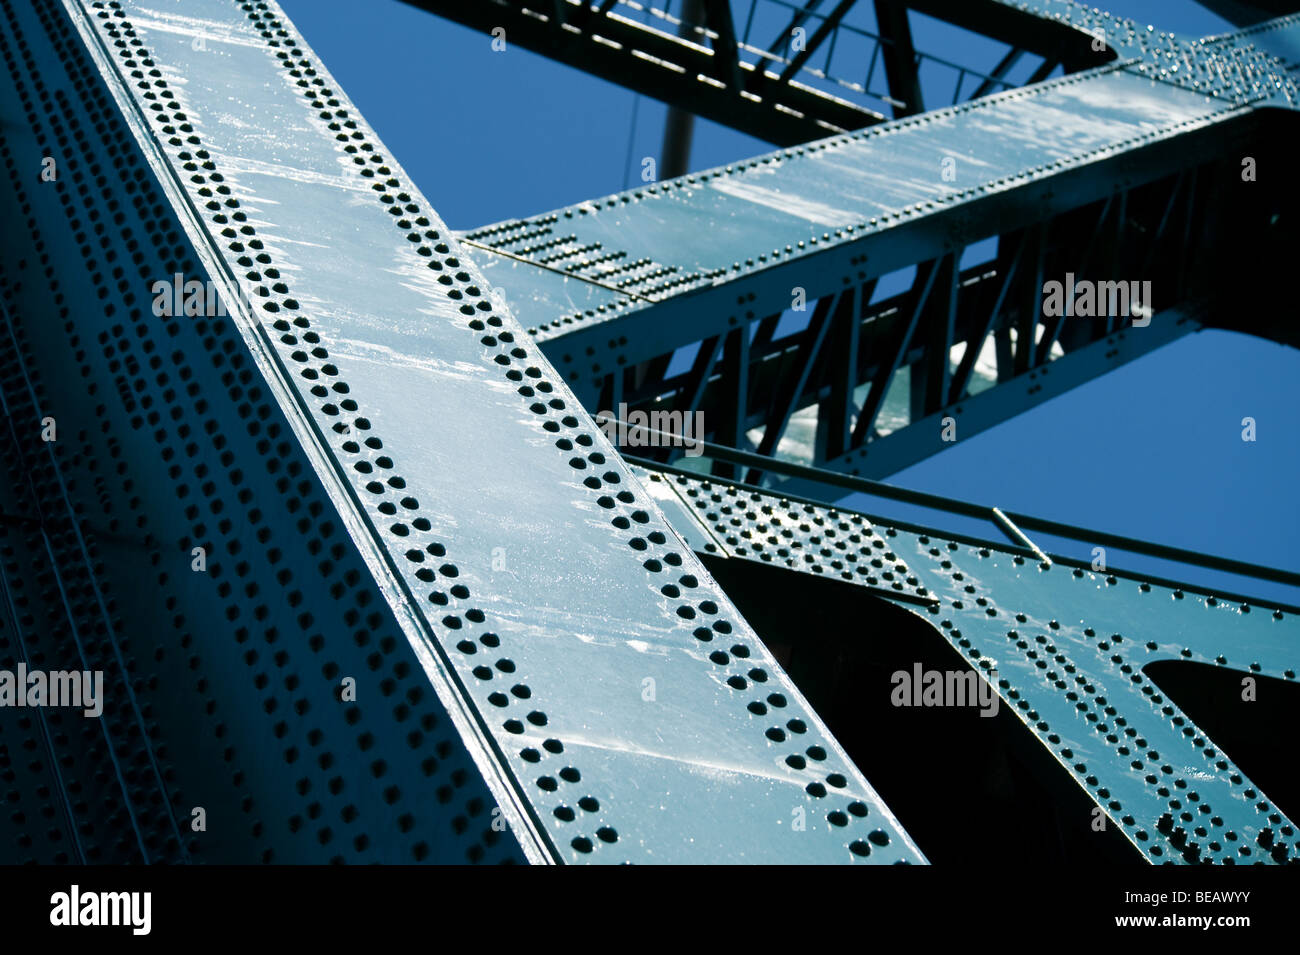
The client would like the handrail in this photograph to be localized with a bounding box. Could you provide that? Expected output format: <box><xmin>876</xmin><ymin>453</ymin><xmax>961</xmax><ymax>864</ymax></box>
<box><xmin>608</xmin><ymin>418</ymin><xmax>1300</xmax><ymax>590</ymax></box>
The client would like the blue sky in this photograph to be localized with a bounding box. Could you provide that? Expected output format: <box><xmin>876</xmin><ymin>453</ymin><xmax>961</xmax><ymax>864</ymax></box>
<box><xmin>278</xmin><ymin>0</ymin><xmax>1298</xmax><ymax>603</ymax></box>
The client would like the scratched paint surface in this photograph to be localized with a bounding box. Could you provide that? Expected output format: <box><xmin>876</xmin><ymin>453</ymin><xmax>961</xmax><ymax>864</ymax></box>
<box><xmin>75</xmin><ymin>0</ymin><xmax>925</xmax><ymax>863</ymax></box>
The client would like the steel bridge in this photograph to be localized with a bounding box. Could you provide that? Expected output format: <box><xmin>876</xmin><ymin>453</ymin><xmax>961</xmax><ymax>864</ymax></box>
<box><xmin>0</xmin><ymin>0</ymin><xmax>1296</xmax><ymax>865</ymax></box>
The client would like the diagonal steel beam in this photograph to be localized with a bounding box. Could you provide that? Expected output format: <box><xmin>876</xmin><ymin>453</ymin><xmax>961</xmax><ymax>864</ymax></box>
<box><xmin>746</xmin><ymin>291</ymin><xmax>840</xmax><ymax>479</ymax></box>
<box><xmin>0</xmin><ymin>0</ymin><xmax>929</xmax><ymax>865</ymax></box>
<box><xmin>852</xmin><ymin>257</ymin><xmax>942</xmax><ymax>446</ymax></box>
<box><xmin>909</xmin><ymin>251</ymin><xmax>958</xmax><ymax>420</ymax></box>
<box><xmin>778</xmin><ymin>0</ymin><xmax>858</xmax><ymax>85</ymax></box>
<box><xmin>756</xmin><ymin>0</ymin><xmax>827</xmax><ymax>74</ymax></box>
<box><xmin>971</xmin><ymin>47</ymin><xmax>1026</xmax><ymax>98</ymax></box>
<box><xmin>949</xmin><ymin>236</ymin><xmax>1024</xmax><ymax>403</ymax></box>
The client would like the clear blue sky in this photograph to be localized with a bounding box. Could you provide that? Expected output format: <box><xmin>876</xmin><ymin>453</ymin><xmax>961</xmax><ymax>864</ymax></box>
<box><xmin>278</xmin><ymin>0</ymin><xmax>1299</xmax><ymax>603</ymax></box>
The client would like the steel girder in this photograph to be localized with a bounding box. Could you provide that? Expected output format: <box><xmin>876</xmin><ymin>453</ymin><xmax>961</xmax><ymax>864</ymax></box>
<box><xmin>632</xmin><ymin>461</ymin><xmax>1300</xmax><ymax>864</ymax></box>
<box><xmin>0</xmin><ymin>0</ymin><xmax>1295</xmax><ymax>870</ymax></box>
<box><xmin>462</xmin><ymin>70</ymin><xmax>1291</xmax><ymax>476</ymax></box>
<box><xmin>452</xmin><ymin>6</ymin><xmax>1300</xmax><ymax>478</ymax></box>
<box><xmin>551</xmin><ymin>170</ymin><xmax>1225</xmax><ymax>479</ymax></box>
<box><xmin>435</xmin><ymin>1</ymin><xmax>1300</xmax><ymax>866</ymax></box>
<box><xmin>0</xmin><ymin>0</ymin><xmax>929</xmax><ymax>864</ymax></box>
<box><xmin>400</xmin><ymin>0</ymin><xmax>1114</xmax><ymax>146</ymax></box>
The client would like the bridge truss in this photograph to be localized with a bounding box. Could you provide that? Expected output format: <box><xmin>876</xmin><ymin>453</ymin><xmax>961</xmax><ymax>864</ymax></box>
<box><xmin>0</xmin><ymin>0</ymin><xmax>1296</xmax><ymax>865</ymax></box>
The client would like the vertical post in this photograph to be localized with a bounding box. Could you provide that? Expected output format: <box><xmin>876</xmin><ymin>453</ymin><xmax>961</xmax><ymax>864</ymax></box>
<box><xmin>661</xmin><ymin>0</ymin><xmax>706</xmax><ymax>179</ymax></box>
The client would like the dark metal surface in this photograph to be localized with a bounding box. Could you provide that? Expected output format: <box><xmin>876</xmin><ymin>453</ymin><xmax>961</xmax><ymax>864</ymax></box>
<box><xmin>0</xmin><ymin>0</ymin><xmax>1294</xmax><ymax>866</ymax></box>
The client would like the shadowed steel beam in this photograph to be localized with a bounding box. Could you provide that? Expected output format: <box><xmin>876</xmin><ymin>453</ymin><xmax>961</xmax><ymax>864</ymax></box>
<box><xmin>702</xmin><ymin>0</ymin><xmax>744</xmax><ymax>89</ymax></box>
<box><xmin>683</xmin><ymin>334</ymin><xmax>724</xmax><ymax>416</ymax></box>
<box><xmin>402</xmin><ymin>0</ymin><xmax>885</xmax><ymax>144</ymax></box>
<box><xmin>1039</xmin><ymin>198</ymin><xmax>1109</xmax><ymax>362</ymax></box>
<box><xmin>949</xmin><ymin>236</ymin><xmax>1023</xmax><ymax>403</ymax></box>
<box><xmin>753</xmin><ymin>0</ymin><xmax>827</xmax><ymax>77</ymax></box>
<box><xmin>1013</xmin><ymin>222</ymin><xmax>1048</xmax><ymax>376</ymax></box>
<box><xmin>661</xmin><ymin>0</ymin><xmax>706</xmax><ymax>179</ymax></box>
<box><xmin>715</xmin><ymin>323</ymin><xmax>755</xmax><ymax>476</ymax></box>
<box><xmin>663</xmin><ymin>333</ymin><xmax>723</xmax><ymax>463</ymax></box>
<box><xmin>817</xmin><ymin>282</ymin><xmax>868</xmax><ymax>460</ymax></box>
<box><xmin>910</xmin><ymin>251</ymin><xmax>958</xmax><ymax>419</ymax></box>
<box><xmin>1026</xmin><ymin>56</ymin><xmax>1059</xmax><ymax>82</ymax></box>
<box><xmin>1194</xmin><ymin>0</ymin><xmax>1298</xmax><ymax>26</ymax></box>
<box><xmin>746</xmin><ymin>291</ymin><xmax>839</xmax><ymax>479</ymax></box>
<box><xmin>853</xmin><ymin>257</ymin><xmax>941</xmax><ymax>446</ymax></box>
<box><xmin>971</xmin><ymin>47</ymin><xmax>1025</xmax><ymax>98</ymax></box>
<box><xmin>874</xmin><ymin>0</ymin><xmax>925</xmax><ymax>116</ymax></box>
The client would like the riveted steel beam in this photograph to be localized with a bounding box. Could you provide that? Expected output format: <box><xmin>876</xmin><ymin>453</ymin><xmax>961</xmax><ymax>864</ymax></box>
<box><xmin>469</xmin><ymin>67</ymin><xmax>1277</xmax><ymax>391</ymax></box>
<box><xmin>0</xmin><ymin>0</ymin><xmax>927</xmax><ymax>865</ymax></box>
<box><xmin>402</xmin><ymin>0</ymin><xmax>1128</xmax><ymax>146</ymax></box>
<box><xmin>3</xmin><ymin>0</ymin><xmax>1297</xmax><ymax>870</ymax></box>
<box><xmin>631</xmin><ymin>461</ymin><xmax>1300</xmax><ymax>864</ymax></box>
<box><xmin>465</xmin><ymin>11</ymin><xmax>1297</xmax><ymax>475</ymax></box>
